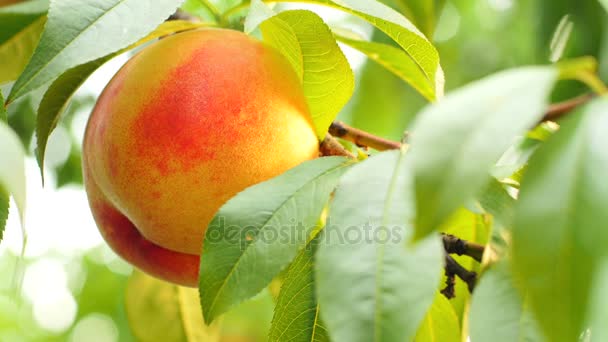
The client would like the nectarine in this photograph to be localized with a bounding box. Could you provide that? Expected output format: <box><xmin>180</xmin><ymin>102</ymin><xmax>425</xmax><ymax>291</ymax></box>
<box><xmin>82</xmin><ymin>28</ymin><xmax>319</xmax><ymax>286</ymax></box>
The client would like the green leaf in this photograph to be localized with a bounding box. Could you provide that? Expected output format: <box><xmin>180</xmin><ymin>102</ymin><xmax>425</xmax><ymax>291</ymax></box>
<box><xmin>512</xmin><ymin>98</ymin><xmax>608</xmax><ymax>342</ymax></box>
<box><xmin>0</xmin><ymin>0</ymin><xmax>48</xmax><ymax>45</ymax></box>
<box><xmin>589</xmin><ymin>258</ymin><xmax>608</xmax><ymax>342</ymax></box>
<box><xmin>394</xmin><ymin>0</ymin><xmax>441</xmax><ymax>38</ymax></box>
<box><xmin>408</xmin><ymin>67</ymin><xmax>557</xmax><ymax>238</ymax></box>
<box><xmin>125</xmin><ymin>270</ymin><xmax>221</xmax><ymax>342</ymax></box>
<box><xmin>0</xmin><ymin>120</ymin><xmax>26</xmax><ymax>226</ymax></box>
<box><xmin>308</xmin><ymin>0</ymin><xmax>444</xmax><ymax>98</ymax></box>
<box><xmin>1</xmin><ymin>91</ymin><xmax>10</xmax><ymax>242</ymax></box>
<box><xmin>7</xmin><ymin>0</ymin><xmax>184</xmax><ymax>103</ymax></box>
<box><xmin>335</xmin><ymin>33</ymin><xmax>436</xmax><ymax>101</ymax></box>
<box><xmin>0</xmin><ymin>190</ymin><xmax>7</xmax><ymax>243</ymax></box>
<box><xmin>54</xmin><ymin>143</ymin><xmax>82</xmax><ymax>188</ymax></box>
<box><xmin>0</xmin><ymin>90</ymin><xmax>6</xmax><ymax>122</ymax></box>
<box><xmin>601</xmin><ymin>0</ymin><xmax>608</xmax><ymax>13</ymax></box>
<box><xmin>414</xmin><ymin>293</ymin><xmax>460</xmax><ymax>342</ymax></box>
<box><xmin>469</xmin><ymin>261</ymin><xmax>543</xmax><ymax>342</ymax></box>
<box><xmin>259</xmin><ymin>9</ymin><xmax>355</xmax><ymax>139</ymax></box>
<box><xmin>35</xmin><ymin>20</ymin><xmax>205</xmax><ymax>183</ymax></box>
<box><xmin>243</xmin><ymin>0</ymin><xmax>275</xmax><ymax>35</ymax></box>
<box><xmin>316</xmin><ymin>150</ymin><xmax>444</xmax><ymax>342</ymax></box>
<box><xmin>0</xmin><ymin>16</ymin><xmax>45</xmax><ymax>84</ymax></box>
<box><xmin>477</xmin><ymin>181</ymin><xmax>516</xmax><ymax>259</ymax></box>
<box><xmin>477</xmin><ymin>180</ymin><xmax>515</xmax><ymax>229</ymax></box>
<box><xmin>199</xmin><ymin>157</ymin><xmax>353</xmax><ymax>323</ymax></box>
<box><xmin>268</xmin><ymin>236</ymin><xmax>329</xmax><ymax>342</ymax></box>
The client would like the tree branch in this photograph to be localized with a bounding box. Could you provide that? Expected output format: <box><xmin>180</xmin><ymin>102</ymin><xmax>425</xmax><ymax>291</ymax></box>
<box><xmin>442</xmin><ymin>234</ymin><xmax>485</xmax><ymax>263</ymax></box>
<box><xmin>444</xmin><ymin>255</ymin><xmax>477</xmax><ymax>293</ymax></box>
<box><xmin>540</xmin><ymin>93</ymin><xmax>593</xmax><ymax>123</ymax></box>
<box><xmin>329</xmin><ymin>121</ymin><xmax>403</xmax><ymax>151</ymax></box>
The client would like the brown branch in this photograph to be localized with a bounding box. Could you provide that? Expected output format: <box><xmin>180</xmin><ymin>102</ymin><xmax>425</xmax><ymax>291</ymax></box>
<box><xmin>442</xmin><ymin>234</ymin><xmax>485</xmax><ymax>263</ymax></box>
<box><xmin>445</xmin><ymin>255</ymin><xmax>477</xmax><ymax>293</ymax></box>
<box><xmin>440</xmin><ymin>268</ymin><xmax>456</xmax><ymax>299</ymax></box>
<box><xmin>327</xmin><ymin>94</ymin><xmax>592</xmax><ymax>154</ymax></box>
<box><xmin>540</xmin><ymin>93</ymin><xmax>594</xmax><ymax>123</ymax></box>
<box><xmin>329</xmin><ymin>121</ymin><xmax>403</xmax><ymax>151</ymax></box>
<box><xmin>320</xmin><ymin>134</ymin><xmax>356</xmax><ymax>159</ymax></box>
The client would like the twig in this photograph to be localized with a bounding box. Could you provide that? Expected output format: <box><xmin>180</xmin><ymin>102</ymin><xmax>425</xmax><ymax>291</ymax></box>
<box><xmin>540</xmin><ymin>93</ymin><xmax>594</xmax><ymax>123</ymax></box>
<box><xmin>329</xmin><ymin>121</ymin><xmax>403</xmax><ymax>151</ymax></box>
<box><xmin>445</xmin><ymin>255</ymin><xmax>477</xmax><ymax>293</ymax></box>
<box><xmin>440</xmin><ymin>269</ymin><xmax>456</xmax><ymax>299</ymax></box>
<box><xmin>320</xmin><ymin>134</ymin><xmax>356</xmax><ymax>159</ymax></box>
<box><xmin>442</xmin><ymin>234</ymin><xmax>485</xmax><ymax>263</ymax></box>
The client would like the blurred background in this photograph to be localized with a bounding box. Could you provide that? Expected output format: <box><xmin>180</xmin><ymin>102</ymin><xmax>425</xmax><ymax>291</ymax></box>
<box><xmin>1</xmin><ymin>0</ymin><xmax>606</xmax><ymax>340</ymax></box>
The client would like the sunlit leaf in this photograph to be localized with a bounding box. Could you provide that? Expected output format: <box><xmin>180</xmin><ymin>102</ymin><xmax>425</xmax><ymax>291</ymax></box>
<box><xmin>258</xmin><ymin>9</ymin><xmax>354</xmax><ymax>139</ymax></box>
<box><xmin>268</xmin><ymin>236</ymin><xmax>329</xmax><ymax>342</ymax></box>
<box><xmin>414</xmin><ymin>293</ymin><xmax>460</xmax><ymax>342</ymax></box>
<box><xmin>469</xmin><ymin>261</ymin><xmax>543</xmax><ymax>342</ymax></box>
<box><xmin>126</xmin><ymin>270</ymin><xmax>221</xmax><ymax>342</ymax></box>
<box><xmin>35</xmin><ymin>20</ymin><xmax>206</xmax><ymax>182</ymax></box>
<box><xmin>512</xmin><ymin>98</ymin><xmax>608</xmax><ymax>342</ymax></box>
<box><xmin>335</xmin><ymin>33</ymin><xmax>436</xmax><ymax>101</ymax></box>
<box><xmin>408</xmin><ymin>67</ymin><xmax>557</xmax><ymax>238</ymax></box>
<box><xmin>316</xmin><ymin>150</ymin><xmax>444</xmax><ymax>342</ymax></box>
<box><xmin>199</xmin><ymin>157</ymin><xmax>353</xmax><ymax>323</ymax></box>
<box><xmin>7</xmin><ymin>0</ymin><xmax>184</xmax><ymax>103</ymax></box>
<box><xmin>306</xmin><ymin>0</ymin><xmax>444</xmax><ymax>98</ymax></box>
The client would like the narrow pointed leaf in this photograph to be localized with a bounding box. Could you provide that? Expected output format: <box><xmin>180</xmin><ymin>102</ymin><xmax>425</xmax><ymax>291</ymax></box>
<box><xmin>408</xmin><ymin>67</ymin><xmax>557</xmax><ymax>238</ymax></box>
<box><xmin>0</xmin><ymin>90</ymin><xmax>6</xmax><ymax>122</ymax></box>
<box><xmin>0</xmin><ymin>16</ymin><xmax>45</xmax><ymax>84</ymax></box>
<box><xmin>35</xmin><ymin>20</ymin><xmax>206</xmax><ymax>181</ymax></box>
<box><xmin>316</xmin><ymin>151</ymin><xmax>444</xmax><ymax>342</ymax></box>
<box><xmin>268</xmin><ymin>236</ymin><xmax>329</xmax><ymax>342</ymax></box>
<box><xmin>512</xmin><ymin>98</ymin><xmax>608</xmax><ymax>342</ymax></box>
<box><xmin>199</xmin><ymin>157</ymin><xmax>353</xmax><ymax>323</ymax></box>
<box><xmin>260</xmin><ymin>10</ymin><xmax>354</xmax><ymax>139</ymax></box>
<box><xmin>126</xmin><ymin>271</ymin><xmax>221</xmax><ymax>342</ymax></box>
<box><xmin>0</xmin><ymin>0</ymin><xmax>48</xmax><ymax>45</ymax></box>
<box><xmin>469</xmin><ymin>261</ymin><xmax>543</xmax><ymax>342</ymax></box>
<box><xmin>7</xmin><ymin>0</ymin><xmax>184</xmax><ymax>103</ymax></box>
<box><xmin>306</xmin><ymin>0</ymin><xmax>444</xmax><ymax>98</ymax></box>
<box><xmin>335</xmin><ymin>34</ymin><xmax>436</xmax><ymax>101</ymax></box>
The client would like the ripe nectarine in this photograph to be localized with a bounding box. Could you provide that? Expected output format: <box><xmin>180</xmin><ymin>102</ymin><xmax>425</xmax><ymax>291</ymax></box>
<box><xmin>82</xmin><ymin>28</ymin><xmax>319</xmax><ymax>286</ymax></box>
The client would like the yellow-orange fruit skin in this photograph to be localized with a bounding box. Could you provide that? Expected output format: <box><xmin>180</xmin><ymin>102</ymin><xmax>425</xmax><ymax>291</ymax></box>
<box><xmin>83</xmin><ymin>29</ymin><xmax>319</xmax><ymax>286</ymax></box>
